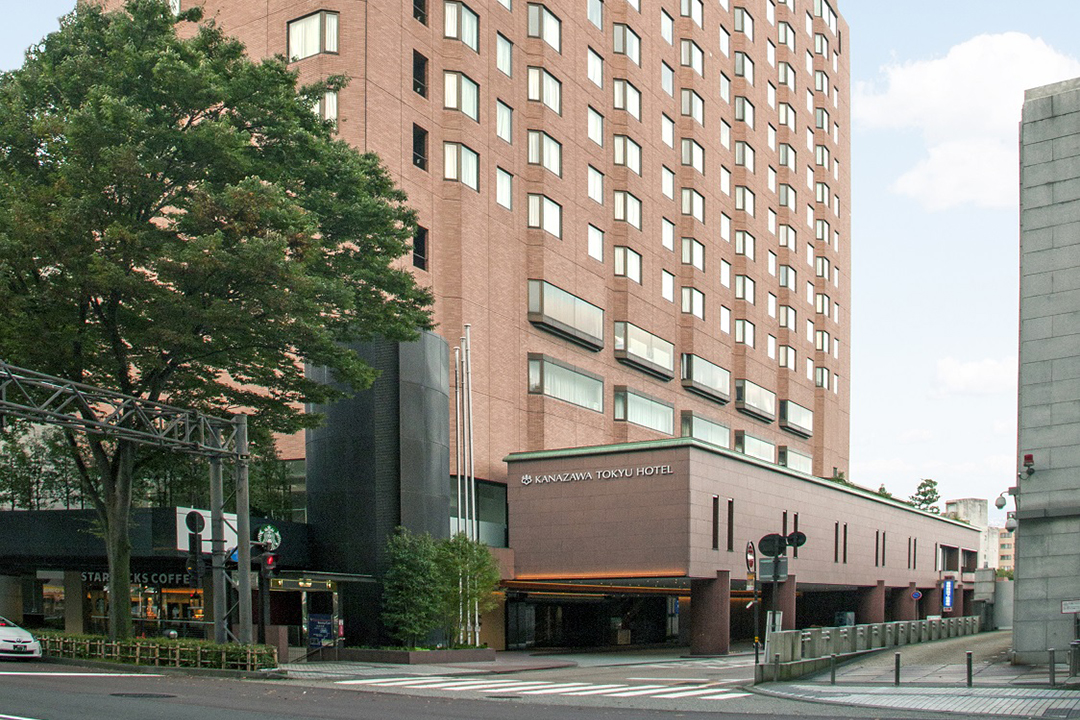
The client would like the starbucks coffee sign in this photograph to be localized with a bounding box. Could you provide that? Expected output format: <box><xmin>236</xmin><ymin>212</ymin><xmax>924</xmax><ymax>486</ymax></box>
<box><xmin>520</xmin><ymin>464</ymin><xmax>674</xmax><ymax>486</ymax></box>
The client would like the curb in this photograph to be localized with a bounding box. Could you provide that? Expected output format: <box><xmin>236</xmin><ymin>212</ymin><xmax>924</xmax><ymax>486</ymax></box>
<box><xmin>43</xmin><ymin>655</ymin><xmax>287</xmax><ymax>680</ymax></box>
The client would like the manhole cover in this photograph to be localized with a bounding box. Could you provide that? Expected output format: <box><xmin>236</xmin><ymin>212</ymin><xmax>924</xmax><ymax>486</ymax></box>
<box><xmin>109</xmin><ymin>693</ymin><xmax>176</xmax><ymax>699</ymax></box>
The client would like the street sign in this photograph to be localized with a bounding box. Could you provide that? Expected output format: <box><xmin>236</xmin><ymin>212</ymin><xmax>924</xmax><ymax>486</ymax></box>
<box><xmin>746</xmin><ymin>572</ymin><xmax>755</xmax><ymax>592</ymax></box>
<box><xmin>746</xmin><ymin>541</ymin><xmax>756</xmax><ymax>572</ymax></box>
<box><xmin>185</xmin><ymin>510</ymin><xmax>206</xmax><ymax>534</ymax></box>
<box><xmin>912</xmin><ymin>590</ymin><xmax>923</xmax><ymax>601</ymax></box>
<box><xmin>1061</xmin><ymin>600</ymin><xmax>1080</xmax><ymax>614</ymax></box>
<box><xmin>759</xmin><ymin>533</ymin><xmax>788</xmax><ymax>557</ymax></box>
<box><xmin>786</xmin><ymin>531</ymin><xmax>807</xmax><ymax>548</ymax></box>
<box><xmin>759</xmin><ymin>556</ymin><xmax>788</xmax><ymax>581</ymax></box>
<box><xmin>942</xmin><ymin>579</ymin><xmax>954</xmax><ymax>611</ymax></box>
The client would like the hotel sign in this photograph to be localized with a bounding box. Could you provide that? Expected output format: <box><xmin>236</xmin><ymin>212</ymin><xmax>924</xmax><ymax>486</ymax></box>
<box><xmin>520</xmin><ymin>464</ymin><xmax>674</xmax><ymax>486</ymax></box>
<box><xmin>942</xmin><ymin>579</ymin><xmax>955</xmax><ymax>611</ymax></box>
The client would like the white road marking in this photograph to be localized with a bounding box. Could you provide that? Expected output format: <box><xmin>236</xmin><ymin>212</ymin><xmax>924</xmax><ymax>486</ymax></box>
<box><xmin>1</xmin><ymin>714</ymin><xmax>48</xmax><ymax>720</ymax></box>
<box><xmin>649</xmin><ymin>687</ymin><xmax>730</xmax><ymax>698</ymax></box>
<box><xmin>601</xmin><ymin>685</ymin><xmax>671</xmax><ymax>697</ymax></box>
<box><xmin>562</xmin><ymin>684</ymin><xmax>631</xmax><ymax>695</ymax></box>
<box><xmin>701</xmin><ymin>692</ymin><xmax>752</xmax><ymax>700</ymax></box>
<box><xmin>625</xmin><ymin>676</ymin><xmax>711</xmax><ymax>682</ymax></box>
<box><xmin>338</xmin><ymin>677</ymin><xmax>456</xmax><ymax>686</ymax></box>
<box><xmin>0</xmin><ymin>672</ymin><xmax>161</xmax><ymax>677</ymax></box>
<box><xmin>477</xmin><ymin>682</ymin><xmax>558</xmax><ymax>692</ymax></box>
<box><xmin>515</xmin><ymin>683</ymin><xmax>597</xmax><ymax>695</ymax></box>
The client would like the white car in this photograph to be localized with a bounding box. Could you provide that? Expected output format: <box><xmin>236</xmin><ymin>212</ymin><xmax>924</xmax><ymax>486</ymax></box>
<box><xmin>0</xmin><ymin>617</ymin><xmax>42</xmax><ymax>660</ymax></box>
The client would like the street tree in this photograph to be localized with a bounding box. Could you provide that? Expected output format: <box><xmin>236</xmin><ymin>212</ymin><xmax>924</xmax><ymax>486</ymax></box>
<box><xmin>435</xmin><ymin>533</ymin><xmax>501</xmax><ymax>645</ymax></box>
<box><xmin>0</xmin><ymin>0</ymin><xmax>432</xmax><ymax>639</ymax></box>
<box><xmin>909</xmin><ymin>478</ymin><xmax>941</xmax><ymax>513</ymax></box>
<box><xmin>381</xmin><ymin>528</ymin><xmax>442</xmax><ymax>648</ymax></box>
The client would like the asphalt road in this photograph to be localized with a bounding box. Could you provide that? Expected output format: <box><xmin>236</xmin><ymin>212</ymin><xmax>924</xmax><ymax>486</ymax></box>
<box><xmin>0</xmin><ymin>661</ymin><xmax>997</xmax><ymax>720</ymax></box>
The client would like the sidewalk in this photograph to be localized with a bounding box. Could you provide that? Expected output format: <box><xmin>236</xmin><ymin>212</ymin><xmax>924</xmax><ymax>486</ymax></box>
<box><xmin>755</xmin><ymin>629</ymin><xmax>1080</xmax><ymax>717</ymax></box>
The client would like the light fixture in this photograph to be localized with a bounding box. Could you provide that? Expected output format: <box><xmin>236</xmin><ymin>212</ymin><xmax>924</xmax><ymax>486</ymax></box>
<box><xmin>1022</xmin><ymin>453</ymin><xmax>1035</xmax><ymax>477</ymax></box>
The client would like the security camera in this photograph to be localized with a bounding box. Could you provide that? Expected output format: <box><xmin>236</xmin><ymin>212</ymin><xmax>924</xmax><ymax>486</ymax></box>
<box><xmin>995</xmin><ymin>495</ymin><xmax>1007</xmax><ymax>510</ymax></box>
<box><xmin>1005</xmin><ymin>516</ymin><xmax>1018</xmax><ymax>531</ymax></box>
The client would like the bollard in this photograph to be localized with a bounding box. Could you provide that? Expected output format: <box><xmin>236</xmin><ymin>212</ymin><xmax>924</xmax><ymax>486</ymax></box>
<box><xmin>1050</xmin><ymin>648</ymin><xmax>1056</xmax><ymax>687</ymax></box>
<box><xmin>774</xmin><ymin>653</ymin><xmax>781</xmax><ymax>683</ymax></box>
<box><xmin>966</xmin><ymin>651</ymin><xmax>973</xmax><ymax>688</ymax></box>
<box><xmin>830</xmin><ymin>653</ymin><xmax>837</xmax><ymax>685</ymax></box>
<box><xmin>894</xmin><ymin>652</ymin><xmax>901</xmax><ymax>686</ymax></box>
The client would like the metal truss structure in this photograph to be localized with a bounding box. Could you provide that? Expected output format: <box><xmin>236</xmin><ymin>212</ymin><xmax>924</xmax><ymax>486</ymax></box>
<box><xmin>0</xmin><ymin>359</ymin><xmax>253</xmax><ymax>644</ymax></box>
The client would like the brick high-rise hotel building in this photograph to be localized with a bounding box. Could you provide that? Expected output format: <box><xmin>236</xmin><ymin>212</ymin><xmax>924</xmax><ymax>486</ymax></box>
<box><xmin>88</xmin><ymin>0</ymin><xmax>949</xmax><ymax>653</ymax></box>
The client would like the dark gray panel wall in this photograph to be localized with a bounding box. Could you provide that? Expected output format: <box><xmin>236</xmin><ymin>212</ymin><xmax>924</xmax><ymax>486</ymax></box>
<box><xmin>305</xmin><ymin>331</ymin><xmax>450</xmax><ymax>644</ymax></box>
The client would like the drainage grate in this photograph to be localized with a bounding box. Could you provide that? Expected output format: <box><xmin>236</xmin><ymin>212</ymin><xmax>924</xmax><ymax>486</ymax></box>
<box><xmin>109</xmin><ymin>693</ymin><xmax>176</xmax><ymax>699</ymax></box>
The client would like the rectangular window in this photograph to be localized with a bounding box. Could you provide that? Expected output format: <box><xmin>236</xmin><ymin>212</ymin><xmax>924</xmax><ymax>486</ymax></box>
<box><xmin>588</xmin><ymin>107</ymin><xmax>604</xmax><ymax>145</ymax></box>
<box><xmin>313</xmin><ymin>91</ymin><xmax>338</xmax><ymax>123</ymax></box>
<box><xmin>661</xmin><ymin>166</ymin><xmax>675</xmax><ymax>199</ymax></box>
<box><xmin>735</xmin><ymin>141</ymin><xmax>755</xmax><ymax>171</ymax></box>
<box><xmin>735</xmin><ymin>231</ymin><xmax>754</xmax><ymax>260</ymax></box>
<box><xmin>444</xmin><ymin>1</ymin><xmax>479</xmax><ymax>52</ymax></box>
<box><xmin>681</xmin><ymin>188</ymin><xmax>704</xmax><ymax>222</ymax></box>
<box><xmin>735</xmin><ymin>378</ymin><xmax>776</xmax><ymax>421</ymax></box>
<box><xmin>661</xmin><ymin>62</ymin><xmax>674</xmax><ymax>96</ymax></box>
<box><xmin>588</xmin><ymin>165</ymin><xmax>604</xmax><ymax>203</ymax></box>
<box><xmin>443</xmin><ymin>142</ymin><xmax>479</xmax><ymax>190</ymax></box>
<box><xmin>527</xmin><ymin>194</ymin><xmax>562</xmax><ymax>237</ymax></box>
<box><xmin>681</xmin><ymin>89</ymin><xmax>704</xmax><ymax>125</ymax></box>
<box><xmin>588</xmin><ymin>48</ymin><xmax>604</xmax><ymax>87</ymax></box>
<box><xmin>734</xmin><ymin>96</ymin><xmax>754</xmax><ymax>128</ymax></box>
<box><xmin>779</xmin><ymin>21</ymin><xmax>795</xmax><ymax>50</ymax></box>
<box><xmin>712</xmin><ymin>496</ymin><xmax>720</xmax><ymax>549</ymax></box>
<box><xmin>614</xmin><ymin>321</ymin><xmax>674</xmax><ymax>377</ymax></box>
<box><xmin>681</xmin><ymin>353</ymin><xmax>731</xmax><ymax>403</ymax></box>
<box><xmin>727</xmin><ymin>499</ymin><xmax>735</xmax><ymax>551</ymax></box>
<box><xmin>735</xmin><ymin>186</ymin><xmax>755</xmax><ymax>216</ymax></box>
<box><xmin>527</xmin><ymin>279</ymin><xmax>604</xmax><ymax>349</ymax></box>
<box><xmin>734</xmin><ymin>7</ymin><xmax>754</xmax><ymax>40</ymax></box>
<box><xmin>834</xmin><ymin>521</ymin><xmax>840</xmax><ymax>563</ymax></box>
<box><xmin>444</xmin><ymin>71</ymin><xmax>479</xmax><ymax>121</ymax></box>
<box><xmin>734</xmin><ymin>318</ymin><xmax>755</xmax><ymax>347</ymax></box>
<box><xmin>684</xmin><ymin>412</ymin><xmax>731</xmax><ymax>449</ymax></box>
<box><xmin>778</xmin><ymin>61</ymin><xmax>795</xmax><ymax>89</ymax></box>
<box><xmin>496</xmin><ymin>168</ymin><xmax>512</xmax><ymax>209</ymax></box>
<box><xmin>413</xmin><ymin>51</ymin><xmax>428</xmax><ymax>96</ymax></box>
<box><xmin>527</xmin><ymin>129</ymin><xmax>562</xmax><ymax>176</ymax></box>
<box><xmin>681</xmin><ymin>0</ymin><xmax>703</xmax><ymax>26</ymax></box>
<box><xmin>779</xmin><ymin>399</ymin><xmax>813</xmax><ymax>437</ymax></box>
<box><xmin>613</xmin><ymin>191</ymin><xmax>642</xmax><ymax>229</ymax></box>
<box><xmin>614</xmin><ymin>135</ymin><xmax>642</xmax><ymax>174</ymax></box>
<box><xmin>681</xmin><ymin>237</ymin><xmax>705</xmax><ymax>271</ymax></box>
<box><xmin>528</xmin><ymin>67</ymin><xmax>561</xmax><ymax>113</ymax></box>
<box><xmin>413</xmin><ymin>226</ymin><xmax>428</xmax><ymax>270</ymax></box>
<box><xmin>661</xmin><ymin>113</ymin><xmax>674</xmax><ymax>147</ymax></box>
<box><xmin>662</xmin><ymin>218</ymin><xmax>675</xmax><ymax>251</ymax></box>
<box><xmin>614</xmin><ymin>24</ymin><xmax>642</xmax><ymax>65</ymax></box>
<box><xmin>497</xmin><ymin>34</ymin><xmax>513</xmax><ymax>75</ymax></box>
<box><xmin>734</xmin><ymin>430</ymin><xmax>775</xmax><ymax>462</ymax></box>
<box><xmin>528</xmin><ymin>354</ymin><xmax>603</xmax><ymax>412</ymax></box>
<box><xmin>680</xmin><ymin>39</ymin><xmax>704</xmax><ymax>75</ymax></box>
<box><xmin>735</xmin><ymin>275</ymin><xmax>755</xmax><ymax>304</ymax></box>
<box><xmin>412</xmin><ymin>124</ymin><xmax>428</xmax><ymax>169</ymax></box>
<box><xmin>661</xmin><ymin>10</ymin><xmax>674</xmax><ymax>43</ymax></box>
<box><xmin>843</xmin><ymin>523</ymin><xmax>848</xmax><ymax>563</ymax></box>
<box><xmin>662</xmin><ymin>269</ymin><xmax>674</xmax><ymax>302</ymax></box>
<box><xmin>681</xmin><ymin>286</ymin><xmax>705</xmax><ymax>319</ymax></box>
<box><xmin>288</xmin><ymin>11</ymin><xmax>339</xmax><ymax>62</ymax></box>
<box><xmin>496</xmin><ymin>101</ymin><xmax>513</xmax><ymax>143</ymax></box>
<box><xmin>588</xmin><ymin>0</ymin><xmax>603</xmax><ymax>27</ymax></box>
<box><xmin>588</xmin><ymin>224</ymin><xmax>604</xmax><ymax>262</ymax></box>
<box><xmin>614</xmin><ymin>386</ymin><xmax>674</xmax><ymax>434</ymax></box>
<box><xmin>613</xmin><ymin>246</ymin><xmax>643</xmax><ymax>283</ymax></box>
<box><xmin>614</xmin><ymin>79</ymin><xmax>642</xmax><ymax>120</ymax></box>
<box><xmin>527</xmin><ymin>3</ymin><xmax>561</xmax><ymax>52</ymax></box>
<box><xmin>681</xmin><ymin>139</ymin><xmax>705</xmax><ymax>174</ymax></box>
<box><xmin>735</xmin><ymin>51</ymin><xmax>754</xmax><ymax>85</ymax></box>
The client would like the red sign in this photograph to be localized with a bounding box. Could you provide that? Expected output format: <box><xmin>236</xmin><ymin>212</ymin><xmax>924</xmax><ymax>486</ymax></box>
<box><xmin>746</xmin><ymin>541</ymin><xmax>756</xmax><ymax>572</ymax></box>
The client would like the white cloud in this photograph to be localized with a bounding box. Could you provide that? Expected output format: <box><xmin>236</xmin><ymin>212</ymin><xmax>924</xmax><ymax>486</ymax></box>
<box><xmin>855</xmin><ymin>33</ymin><xmax>1080</xmax><ymax>211</ymax></box>
<box><xmin>933</xmin><ymin>356</ymin><xmax>1016</xmax><ymax>397</ymax></box>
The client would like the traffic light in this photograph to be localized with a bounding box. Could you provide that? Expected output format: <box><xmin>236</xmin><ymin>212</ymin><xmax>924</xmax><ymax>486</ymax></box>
<box><xmin>259</xmin><ymin>551</ymin><xmax>279</xmax><ymax>578</ymax></box>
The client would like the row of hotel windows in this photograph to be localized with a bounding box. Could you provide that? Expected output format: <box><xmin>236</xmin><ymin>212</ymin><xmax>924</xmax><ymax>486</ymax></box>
<box><xmin>527</xmin><ymin>351</ymin><xmax>815</xmax><ymax>468</ymax></box>
<box><xmin>528</xmin><ymin>277</ymin><xmax>840</xmax><ymax>394</ymax></box>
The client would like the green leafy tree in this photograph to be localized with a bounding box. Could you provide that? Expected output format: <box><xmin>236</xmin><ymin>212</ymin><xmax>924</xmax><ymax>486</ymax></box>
<box><xmin>909</xmin><ymin>478</ymin><xmax>941</xmax><ymax>513</ymax></box>
<box><xmin>0</xmin><ymin>1</ymin><xmax>432</xmax><ymax>639</ymax></box>
<box><xmin>381</xmin><ymin>528</ymin><xmax>442</xmax><ymax>648</ymax></box>
<box><xmin>435</xmin><ymin>533</ymin><xmax>502</xmax><ymax>646</ymax></box>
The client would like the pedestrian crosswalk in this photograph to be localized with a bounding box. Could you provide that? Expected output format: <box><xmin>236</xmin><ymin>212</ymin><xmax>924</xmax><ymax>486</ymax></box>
<box><xmin>336</xmin><ymin>675</ymin><xmax>751</xmax><ymax>701</ymax></box>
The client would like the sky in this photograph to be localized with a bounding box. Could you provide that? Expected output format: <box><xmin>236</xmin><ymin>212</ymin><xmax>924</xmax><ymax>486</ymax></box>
<box><xmin>3</xmin><ymin>1</ymin><xmax>1077</xmax><ymax>525</ymax></box>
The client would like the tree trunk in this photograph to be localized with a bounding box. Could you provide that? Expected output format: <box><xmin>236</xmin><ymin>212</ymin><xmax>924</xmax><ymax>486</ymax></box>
<box><xmin>101</xmin><ymin>442</ymin><xmax>136</xmax><ymax>641</ymax></box>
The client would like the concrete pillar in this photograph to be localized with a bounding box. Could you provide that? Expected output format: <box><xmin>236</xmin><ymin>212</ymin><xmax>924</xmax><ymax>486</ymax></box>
<box><xmin>689</xmin><ymin>570</ymin><xmax>730</xmax><ymax>655</ymax></box>
<box><xmin>64</xmin><ymin>571</ymin><xmax>85</xmax><ymax>635</ymax></box>
<box><xmin>857</xmin><ymin>580</ymin><xmax>885</xmax><ymax>624</ymax></box>
<box><xmin>779</xmin><ymin>573</ymin><xmax>797</xmax><ymax>630</ymax></box>
<box><xmin>892</xmin><ymin>582</ymin><xmax>918</xmax><ymax>621</ymax></box>
<box><xmin>0</xmin><ymin>575</ymin><xmax>22</xmax><ymax>622</ymax></box>
<box><xmin>922</xmin><ymin>585</ymin><xmax>942</xmax><ymax>617</ymax></box>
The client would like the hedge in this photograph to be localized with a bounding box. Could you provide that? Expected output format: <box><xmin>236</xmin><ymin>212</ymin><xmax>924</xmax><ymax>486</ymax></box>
<box><xmin>36</xmin><ymin>632</ymin><xmax>277</xmax><ymax>671</ymax></box>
